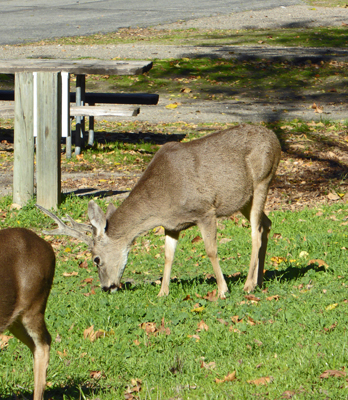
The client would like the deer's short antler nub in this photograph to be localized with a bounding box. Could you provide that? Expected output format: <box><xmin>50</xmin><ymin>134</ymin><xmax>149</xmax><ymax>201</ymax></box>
<box><xmin>36</xmin><ymin>204</ymin><xmax>93</xmax><ymax>249</ymax></box>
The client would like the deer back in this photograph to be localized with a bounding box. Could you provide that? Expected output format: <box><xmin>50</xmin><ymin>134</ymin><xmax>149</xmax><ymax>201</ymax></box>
<box><xmin>109</xmin><ymin>124</ymin><xmax>281</xmax><ymax>234</ymax></box>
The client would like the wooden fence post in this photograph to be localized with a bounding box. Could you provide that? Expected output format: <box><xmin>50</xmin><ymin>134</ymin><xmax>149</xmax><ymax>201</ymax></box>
<box><xmin>36</xmin><ymin>72</ymin><xmax>62</xmax><ymax>210</ymax></box>
<box><xmin>13</xmin><ymin>72</ymin><xmax>34</xmax><ymax>206</ymax></box>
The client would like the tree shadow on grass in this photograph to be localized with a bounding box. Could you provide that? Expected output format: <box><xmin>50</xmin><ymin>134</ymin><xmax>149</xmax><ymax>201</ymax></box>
<box><xmin>135</xmin><ymin>261</ymin><xmax>328</xmax><ymax>294</ymax></box>
<box><xmin>264</xmin><ymin>262</ymin><xmax>328</xmax><ymax>284</ymax></box>
<box><xmin>0</xmin><ymin>380</ymin><xmax>104</xmax><ymax>400</ymax></box>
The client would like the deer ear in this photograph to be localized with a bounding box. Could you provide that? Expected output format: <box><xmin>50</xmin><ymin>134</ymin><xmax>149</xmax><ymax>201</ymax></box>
<box><xmin>106</xmin><ymin>202</ymin><xmax>116</xmax><ymax>221</ymax></box>
<box><xmin>88</xmin><ymin>200</ymin><xmax>106</xmax><ymax>237</ymax></box>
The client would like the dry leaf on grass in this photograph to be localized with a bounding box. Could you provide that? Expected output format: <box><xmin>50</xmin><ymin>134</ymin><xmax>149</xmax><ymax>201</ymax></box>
<box><xmin>191</xmin><ymin>235</ymin><xmax>202</xmax><ymax>243</ymax></box>
<box><xmin>89</xmin><ymin>370</ymin><xmax>106</xmax><ymax>379</ymax></box>
<box><xmin>231</xmin><ymin>315</ymin><xmax>243</xmax><ymax>324</ymax></box>
<box><xmin>188</xmin><ymin>334</ymin><xmax>200</xmax><ymax>341</ymax></box>
<box><xmin>308</xmin><ymin>259</ymin><xmax>329</xmax><ymax>269</ymax></box>
<box><xmin>248</xmin><ymin>376</ymin><xmax>273</xmax><ymax>385</ymax></box>
<box><xmin>197</xmin><ymin>320</ymin><xmax>209</xmax><ymax>332</ymax></box>
<box><xmin>63</xmin><ymin>271</ymin><xmax>78</xmax><ymax>277</ymax></box>
<box><xmin>204</xmin><ymin>289</ymin><xmax>218</xmax><ymax>302</ymax></box>
<box><xmin>320</xmin><ymin>369</ymin><xmax>346</xmax><ymax>379</ymax></box>
<box><xmin>266</xmin><ymin>295</ymin><xmax>280</xmax><ymax>301</ymax></box>
<box><xmin>83</xmin><ymin>325</ymin><xmax>114</xmax><ymax>342</ymax></box>
<box><xmin>139</xmin><ymin>318</ymin><xmax>170</xmax><ymax>336</ymax></box>
<box><xmin>201</xmin><ymin>360</ymin><xmax>216</xmax><ymax>369</ymax></box>
<box><xmin>215</xmin><ymin>371</ymin><xmax>236</xmax><ymax>384</ymax></box>
<box><xmin>0</xmin><ymin>334</ymin><xmax>13</xmax><ymax>349</ymax></box>
<box><xmin>191</xmin><ymin>305</ymin><xmax>205</xmax><ymax>313</ymax></box>
<box><xmin>281</xmin><ymin>390</ymin><xmax>296</xmax><ymax>399</ymax></box>
<box><xmin>124</xmin><ymin>378</ymin><xmax>142</xmax><ymax>399</ymax></box>
<box><xmin>244</xmin><ymin>294</ymin><xmax>261</xmax><ymax>302</ymax></box>
<box><xmin>324</xmin><ymin>322</ymin><xmax>337</xmax><ymax>332</ymax></box>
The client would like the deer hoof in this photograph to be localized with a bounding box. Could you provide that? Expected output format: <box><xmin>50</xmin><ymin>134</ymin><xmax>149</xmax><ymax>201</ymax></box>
<box><xmin>157</xmin><ymin>288</ymin><xmax>169</xmax><ymax>297</ymax></box>
<box><xmin>243</xmin><ymin>281</ymin><xmax>257</xmax><ymax>293</ymax></box>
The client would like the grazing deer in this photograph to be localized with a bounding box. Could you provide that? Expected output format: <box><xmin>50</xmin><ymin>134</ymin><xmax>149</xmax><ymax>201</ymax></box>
<box><xmin>0</xmin><ymin>228</ymin><xmax>55</xmax><ymax>400</ymax></box>
<box><xmin>38</xmin><ymin>124</ymin><xmax>280</xmax><ymax>298</ymax></box>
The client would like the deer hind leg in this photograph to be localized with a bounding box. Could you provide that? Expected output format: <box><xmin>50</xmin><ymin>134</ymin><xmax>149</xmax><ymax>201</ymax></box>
<box><xmin>158</xmin><ymin>230</ymin><xmax>180</xmax><ymax>297</ymax></box>
<box><xmin>9</xmin><ymin>313</ymin><xmax>51</xmax><ymax>400</ymax></box>
<box><xmin>242</xmin><ymin>184</ymin><xmax>272</xmax><ymax>293</ymax></box>
<box><xmin>198</xmin><ymin>214</ymin><xmax>228</xmax><ymax>299</ymax></box>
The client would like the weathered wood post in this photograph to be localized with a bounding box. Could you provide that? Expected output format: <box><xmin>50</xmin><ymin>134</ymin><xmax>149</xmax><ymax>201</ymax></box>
<box><xmin>35</xmin><ymin>72</ymin><xmax>62</xmax><ymax>210</ymax></box>
<box><xmin>13</xmin><ymin>72</ymin><xmax>35</xmax><ymax>206</ymax></box>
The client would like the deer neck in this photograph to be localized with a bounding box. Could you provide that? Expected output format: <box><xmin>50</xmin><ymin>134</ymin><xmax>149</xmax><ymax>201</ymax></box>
<box><xmin>108</xmin><ymin>192</ymin><xmax>162</xmax><ymax>244</ymax></box>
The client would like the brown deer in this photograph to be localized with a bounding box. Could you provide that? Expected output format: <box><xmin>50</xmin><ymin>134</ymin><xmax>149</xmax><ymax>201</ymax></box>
<box><xmin>38</xmin><ymin>124</ymin><xmax>280</xmax><ymax>298</ymax></box>
<box><xmin>0</xmin><ymin>228</ymin><xmax>55</xmax><ymax>400</ymax></box>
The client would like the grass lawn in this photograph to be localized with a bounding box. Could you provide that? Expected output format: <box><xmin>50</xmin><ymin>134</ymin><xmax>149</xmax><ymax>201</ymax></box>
<box><xmin>0</xmin><ymin>195</ymin><xmax>348</xmax><ymax>399</ymax></box>
<box><xmin>1</xmin><ymin>119</ymin><xmax>348</xmax><ymax>398</ymax></box>
<box><xmin>1</xmin><ymin>4</ymin><xmax>348</xmax><ymax>398</ymax></box>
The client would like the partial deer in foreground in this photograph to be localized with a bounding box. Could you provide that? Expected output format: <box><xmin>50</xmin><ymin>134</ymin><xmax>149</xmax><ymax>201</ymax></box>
<box><xmin>0</xmin><ymin>228</ymin><xmax>55</xmax><ymax>400</ymax></box>
<box><xmin>38</xmin><ymin>124</ymin><xmax>281</xmax><ymax>298</ymax></box>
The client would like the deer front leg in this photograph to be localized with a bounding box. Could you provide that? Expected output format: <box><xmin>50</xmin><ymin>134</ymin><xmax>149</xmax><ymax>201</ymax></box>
<box><xmin>198</xmin><ymin>214</ymin><xmax>228</xmax><ymax>299</ymax></box>
<box><xmin>158</xmin><ymin>230</ymin><xmax>179</xmax><ymax>297</ymax></box>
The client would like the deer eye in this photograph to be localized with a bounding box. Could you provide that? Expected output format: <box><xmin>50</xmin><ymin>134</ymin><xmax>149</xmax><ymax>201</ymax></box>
<box><xmin>94</xmin><ymin>256</ymin><xmax>101</xmax><ymax>266</ymax></box>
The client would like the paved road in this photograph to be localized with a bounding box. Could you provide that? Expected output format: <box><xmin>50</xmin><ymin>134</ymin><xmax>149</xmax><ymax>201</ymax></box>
<box><xmin>0</xmin><ymin>0</ymin><xmax>302</xmax><ymax>45</ymax></box>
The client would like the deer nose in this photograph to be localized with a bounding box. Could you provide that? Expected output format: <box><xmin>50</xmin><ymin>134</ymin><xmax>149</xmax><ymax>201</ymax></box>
<box><xmin>94</xmin><ymin>256</ymin><xmax>101</xmax><ymax>266</ymax></box>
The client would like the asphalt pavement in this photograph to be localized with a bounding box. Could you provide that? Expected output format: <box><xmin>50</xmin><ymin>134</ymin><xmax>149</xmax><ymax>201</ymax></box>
<box><xmin>0</xmin><ymin>0</ymin><xmax>302</xmax><ymax>45</ymax></box>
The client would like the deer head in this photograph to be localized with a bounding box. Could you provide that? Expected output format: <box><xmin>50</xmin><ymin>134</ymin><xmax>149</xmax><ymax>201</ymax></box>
<box><xmin>37</xmin><ymin>201</ymin><xmax>129</xmax><ymax>292</ymax></box>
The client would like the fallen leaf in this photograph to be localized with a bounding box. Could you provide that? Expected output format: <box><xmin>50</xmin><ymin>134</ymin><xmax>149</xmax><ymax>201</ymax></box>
<box><xmin>89</xmin><ymin>370</ymin><xmax>105</xmax><ymax>379</ymax></box>
<box><xmin>63</xmin><ymin>271</ymin><xmax>78</xmax><ymax>277</ymax></box>
<box><xmin>79</xmin><ymin>260</ymin><xmax>88</xmax><ymax>269</ymax></box>
<box><xmin>84</xmin><ymin>325</ymin><xmax>94</xmax><ymax>339</ymax></box>
<box><xmin>320</xmin><ymin>369</ymin><xmax>346</xmax><ymax>378</ymax></box>
<box><xmin>324</xmin><ymin>322</ymin><xmax>337</xmax><ymax>332</ymax></box>
<box><xmin>217</xmin><ymin>318</ymin><xmax>229</xmax><ymax>326</ymax></box>
<box><xmin>0</xmin><ymin>334</ymin><xmax>13</xmax><ymax>349</ymax></box>
<box><xmin>247</xmin><ymin>376</ymin><xmax>273</xmax><ymax>385</ymax></box>
<box><xmin>159</xmin><ymin>317</ymin><xmax>171</xmax><ymax>335</ymax></box>
<box><xmin>191</xmin><ymin>306</ymin><xmax>205</xmax><ymax>313</ymax></box>
<box><xmin>325</xmin><ymin>303</ymin><xmax>338</xmax><ymax>311</ymax></box>
<box><xmin>165</xmin><ymin>102</ymin><xmax>181</xmax><ymax>109</ymax></box>
<box><xmin>191</xmin><ymin>235</ymin><xmax>202</xmax><ymax>243</ymax></box>
<box><xmin>215</xmin><ymin>371</ymin><xmax>236</xmax><ymax>384</ymax></box>
<box><xmin>201</xmin><ymin>360</ymin><xmax>216</xmax><ymax>369</ymax></box>
<box><xmin>204</xmin><ymin>289</ymin><xmax>218</xmax><ymax>302</ymax></box>
<box><xmin>327</xmin><ymin>192</ymin><xmax>340</xmax><ymax>201</ymax></box>
<box><xmin>266</xmin><ymin>295</ymin><xmax>280</xmax><ymax>301</ymax></box>
<box><xmin>57</xmin><ymin>349</ymin><xmax>68</xmax><ymax>358</ymax></box>
<box><xmin>140</xmin><ymin>322</ymin><xmax>157</xmax><ymax>336</ymax></box>
<box><xmin>271</xmin><ymin>256</ymin><xmax>287</xmax><ymax>264</ymax></box>
<box><xmin>188</xmin><ymin>334</ymin><xmax>200</xmax><ymax>340</ymax></box>
<box><xmin>231</xmin><ymin>315</ymin><xmax>243</xmax><ymax>324</ymax></box>
<box><xmin>244</xmin><ymin>294</ymin><xmax>261</xmax><ymax>302</ymax></box>
<box><xmin>309</xmin><ymin>259</ymin><xmax>329</xmax><ymax>269</ymax></box>
<box><xmin>281</xmin><ymin>390</ymin><xmax>296</xmax><ymax>399</ymax></box>
<box><xmin>197</xmin><ymin>320</ymin><xmax>209</xmax><ymax>332</ymax></box>
<box><xmin>181</xmin><ymin>87</ymin><xmax>192</xmax><ymax>93</ymax></box>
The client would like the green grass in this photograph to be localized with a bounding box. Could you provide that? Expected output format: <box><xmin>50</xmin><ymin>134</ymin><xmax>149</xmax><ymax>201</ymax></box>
<box><xmin>1</xmin><ymin>196</ymin><xmax>348</xmax><ymax>399</ymax></box>
<box><xmin>97</xmin><ymin>57</ymin><xmax>347</xmax><ymax>102</ymax></box>
<box><xmin>31</xmin><ymin>25</ymin><xmax>348</xmax><ymax>48</ymax></box>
